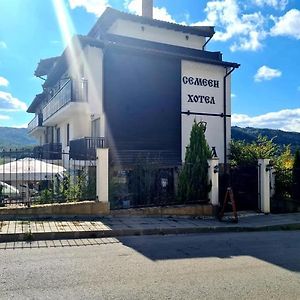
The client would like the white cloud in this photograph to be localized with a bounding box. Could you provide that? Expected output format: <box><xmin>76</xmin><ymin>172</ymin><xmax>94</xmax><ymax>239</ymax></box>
<box><xmin>231</xmin><ymin>93</ymin><xmax>236</xmax><ymax>98</ymax></box>
<box><xmin>0</xmin><ymin>114</ymin><xmax>10</xmax><ymax>121</ymax></box>
<box><xmin>0</xmin><ymin>41</ymin><xmax>7</xmax><ymax>49</ymax></box>
<box><xmin>254</xmin><ymin>65</ymin><xmax>282</xmax><ymax>82</ymax></box>
<box><xmin>126</xmin><ymin>0</ymin><xmax>141</xmax><ymax>15</ymax></box>
<box><xmin>232</xmin><ymin>108</ymin><xmax>300</xmax><ymax>132</ymax></box>
<box><xmin>153</xmin><ymin>7</ymin><xmax>177</xmax><ymax>23</ymax></box>
<box><xmin>253</xmin><ymin>0</ymin><xmax>288</xmax><ymax>10</ymax></box>
<box><xmin>0</xmin><ymin>91</ymin><xmax>27</xmax><ymax>111</ymax></box>
<box><xmin>192</xmin><ymin>0</ymin><xmax>267</xmax><ymax>52</ymax></box>
<box><xmin>68</xmin><ymin>0</ymin><xmax>109</xmax><ymax>17</ymax></box>
<box><xmin>0</xmin><ymin>76</ymin><xmax>9</xmax><ymax>87</ymax></box>
<box><xmin>125</xmin><ymin>0</ymin><xmax>177</xmax><ymax>23</ymax></box>
<box><xmin>270</xmin><ymin>9</ymin><xmax>300</xmax><ymax>39</ymax></box>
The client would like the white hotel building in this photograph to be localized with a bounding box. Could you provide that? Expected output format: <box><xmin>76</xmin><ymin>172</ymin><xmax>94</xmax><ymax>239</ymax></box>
<box><xmin>27</xmin><ymin>0</ymin><xmax>239</xmax><ymax>166</ymax></box>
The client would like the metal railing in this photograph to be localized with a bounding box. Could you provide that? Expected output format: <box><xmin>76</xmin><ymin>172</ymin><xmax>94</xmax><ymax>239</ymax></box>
<box><xmin>28</xmin><ymin>114</ymin><xmax>43</xmax><ymax>133</ymax></box>
<box><xmin>69</xmin><ymin>137</ymin><xmax>105</xmax><ymax>160</ymax></box>
<box><xmin>33</xmin><ymin>144</ymin><xmax>62</xmax><ymax>160</ymax></box>
<box><xmin>42</xmin><ymin>79</ymin><xmax>88</xmax><ymax>122</ymax></box>
<box><xmin>0</xmin><ymin>149</ymin><xmax>96</xmax><ymax>207</ymax></box>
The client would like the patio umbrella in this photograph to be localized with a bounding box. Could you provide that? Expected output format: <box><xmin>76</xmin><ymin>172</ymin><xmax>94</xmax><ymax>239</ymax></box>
<box><xmin>0</xmin><ymin>157</ymin><xmax>66</xmax><ymax>182</ymax></box>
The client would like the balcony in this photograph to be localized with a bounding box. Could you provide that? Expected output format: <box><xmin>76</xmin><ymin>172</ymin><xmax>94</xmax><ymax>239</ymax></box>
<box><xmin>42</xmin><ymin>79</ymin><xmax>89</xmax><ymax>126</ymax></box>
<box><xmin>28</xmin><ymin>114</ymin><xmax>43</xmax><ymax>135</ymax></box>
<box><xmin>69</xmin><ymin>137</ymin><xmax>105</xmax><ymax>160</ymax></box>
<box><xmin>33</xmin><ymin>143</ymin><xmax>62</xmax><ymax>160</ymax></box>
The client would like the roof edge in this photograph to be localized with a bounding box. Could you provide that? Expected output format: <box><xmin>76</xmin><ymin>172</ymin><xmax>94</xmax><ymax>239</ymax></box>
<box><xmin>89</xmin><ymin>7</ymin><xmax>215</xmax><ymax>38</ymax></box>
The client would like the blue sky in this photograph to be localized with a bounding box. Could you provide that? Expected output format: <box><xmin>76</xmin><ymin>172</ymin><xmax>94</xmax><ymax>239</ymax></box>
<box><xmin>0</xmin><ymin>0</ymin><xmax>300</xmax><ymax>131</ymax></box>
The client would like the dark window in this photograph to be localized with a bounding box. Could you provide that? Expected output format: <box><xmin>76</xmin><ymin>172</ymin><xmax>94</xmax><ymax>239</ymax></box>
<box><xmin>45</xmin><ymin>127</ymin><xmax>54</xmax><ymax>143</ymax></box>
<box><xmin>91</xmin><ymin>118</ymin><xmax>100</xmax><ymax>137</ymax></box>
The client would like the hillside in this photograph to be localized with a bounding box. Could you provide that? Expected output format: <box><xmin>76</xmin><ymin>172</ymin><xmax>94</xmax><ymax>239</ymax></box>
<box><xmin>0</xmin><ymin>126</ymin><xmax>300</xmax><ymax>152</ymax></box>
<box><xmin>232</xmin><ymin>126</ymin><xmax>300</xmax><ymax>152</ymax></box>
<box><xmin>0</xmin><ymin>127</ymin><xmax>36</xmax><ymax>150</ymax></box>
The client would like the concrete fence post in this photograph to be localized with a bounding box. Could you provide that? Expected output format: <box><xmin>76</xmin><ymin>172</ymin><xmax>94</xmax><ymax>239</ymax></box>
<box><xmin>258</xmin><ymin>159</ymin><xmax>271</xmax><ymax>213</ymax></box>
<box><xmin>208</xmin><ymin>158</ymin><xmax>219</xmax><ymax>207</ymax></box>
<box><xmin>96</xmin><ymin>148</ymin><xmax>109</xmax><ymax>203</ymax></box>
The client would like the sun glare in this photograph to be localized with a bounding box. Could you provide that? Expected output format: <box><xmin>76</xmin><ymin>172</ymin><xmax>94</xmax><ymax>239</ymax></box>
<box><xmin>51</xmin><ymin>0</ymin><xmax>120</xmax><ymax>167</ymax></box>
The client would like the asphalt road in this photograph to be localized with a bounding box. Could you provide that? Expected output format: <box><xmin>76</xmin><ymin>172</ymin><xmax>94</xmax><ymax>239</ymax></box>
<box><xmin>0</xmin><ymin>231</ymin><xmax>300</xmax><ymax>300</ymax></box>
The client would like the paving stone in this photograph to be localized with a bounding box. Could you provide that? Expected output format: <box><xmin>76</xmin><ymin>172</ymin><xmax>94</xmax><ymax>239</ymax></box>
<box><xmin>36</xmin><ymin>240</ymin><xmax>48</xmax><ymax>248</ymax></box>
<box><xmin>59</xmin><ymin>239</ymin><xmax>72</xmax><ymax>247</ymax></box>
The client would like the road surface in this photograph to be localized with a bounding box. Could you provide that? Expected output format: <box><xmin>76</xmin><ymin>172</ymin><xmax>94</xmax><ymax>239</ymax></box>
<box><xmin>0</xmin><ymin>231</ymin><xmax>300</xmax><ymax>299</ymax></box>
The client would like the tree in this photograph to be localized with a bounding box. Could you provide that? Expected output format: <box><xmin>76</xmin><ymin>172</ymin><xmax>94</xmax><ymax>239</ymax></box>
<box><xmin>230</xmin><ymin>135</ymin><xmax>278</xmax><ymax>166</ymax></box>
<box><xmin>230</xmin><ymin>136</ymin><xmax>294</xmax><ymax>200</ymax></box>
<box><xmin>274</xmin><ymin>145</ymin><xmax>294</xmax><ymax>199</ymax></box>
<box><xmin>292</xmin><ymin>149</ymin><xmax>300</xmax><ymax>201</ymax></box>
<box><xmin>177</xmin><ymin>120</ymin><xmax>212</xmax><ymax>202</ymax></box>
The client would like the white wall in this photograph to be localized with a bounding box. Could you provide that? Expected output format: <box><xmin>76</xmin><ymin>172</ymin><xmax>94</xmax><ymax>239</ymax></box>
<box><xmin>54</xmin><ymin>114</ymin><xmax>90</xmax><ymax>153</ymax></box>
<box><xmin>107</xmin><ymin>19</ymin><xmax>206</xmax><ymax>50</ymax></box>
<box><xmin>181</xmin><ymin>60</ymin><xmax>231</xmax><ymax>163</ymax></box>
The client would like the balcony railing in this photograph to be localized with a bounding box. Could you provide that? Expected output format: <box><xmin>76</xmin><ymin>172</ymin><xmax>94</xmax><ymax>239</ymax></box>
<box><xmin>33</xmin><ymin>143</ymin><xmax>62</xmax><ymax>160</ymax></box>
<box><xmin>28</xmin><ymin>114</ymin><xmax>43</xmax><ymax>133</ymax></box>
<box><xmin>69</xmin><ymin>137</ymin><xmax>105</xmax><ymax>160</ymax></box>
<box><xmin>43</xmin><ymin>79</ymin><xmax>88</xmax><ymax>122</ymax></box>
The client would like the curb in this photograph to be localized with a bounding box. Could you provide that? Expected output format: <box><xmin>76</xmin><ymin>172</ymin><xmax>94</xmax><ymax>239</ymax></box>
<box><xmin>1</xmin><ymin>223</ymin><xmax>300</xmax><ymax>243</ymax></box>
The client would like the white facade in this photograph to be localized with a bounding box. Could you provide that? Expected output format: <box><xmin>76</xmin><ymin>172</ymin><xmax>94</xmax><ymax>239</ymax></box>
<box><xmin>181</xmin><ymin>60</ymin><xmax>231</xmax><ymax>163</ymax></box>
<box><xmin>27</xmin><ymin>7</ymin><xmax>237</xmax><ymax>166</ymax></box>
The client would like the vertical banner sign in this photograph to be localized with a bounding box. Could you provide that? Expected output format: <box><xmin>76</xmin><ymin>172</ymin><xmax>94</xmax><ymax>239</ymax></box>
<box><xmin>181</xmin><ymin>60</ymin><xmax>231</xmax><ymax>163</ymax></box>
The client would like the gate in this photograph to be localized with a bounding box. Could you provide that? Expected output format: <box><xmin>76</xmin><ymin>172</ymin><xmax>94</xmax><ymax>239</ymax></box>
<box><xmin>0</xmin><ymin>149</ymin><xmax>96</xmax><ymax>207</ymax></box>
<box><xmin>219</xmin><ymin>164</ymin><xmax>259</xmax><ymax>212</ymax></box>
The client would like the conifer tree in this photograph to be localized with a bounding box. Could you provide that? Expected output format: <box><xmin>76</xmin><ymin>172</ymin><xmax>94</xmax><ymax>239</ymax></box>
<box><xmin>177</xmin><ymin>120</ymin><xmax>212</xmax><ymax>202</ymax></box>
<box><xmin>292</xmin><ymin>149</ymin><xmax>300</xmax><ymax>201</ymax></box>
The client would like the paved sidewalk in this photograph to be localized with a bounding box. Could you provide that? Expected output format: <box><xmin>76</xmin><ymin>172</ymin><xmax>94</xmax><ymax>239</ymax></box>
<box><xmin>1</xmin><ymin>212</ymin><xmax>300</xmax><ymax>243</ymax></box>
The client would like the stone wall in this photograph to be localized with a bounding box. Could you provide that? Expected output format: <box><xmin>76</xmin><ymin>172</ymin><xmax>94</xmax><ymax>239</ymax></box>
<box><xmin>0</xmin><ymin>201</ymin><xmax>110</xmax><ymax>217</ymax></box>
<box><xmin>111</xmin><ymin>204</ymin><xmax>213</xmax><ymax>217</ymax></box>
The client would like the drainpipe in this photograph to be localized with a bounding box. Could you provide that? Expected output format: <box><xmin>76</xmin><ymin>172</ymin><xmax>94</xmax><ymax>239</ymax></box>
<box><xmin>223</xmin><ymin>67</ymin><xmax>236</xmax><ymax>167</ymax></box>
<box><xmin>202</xmin><ymin>36</ymin><xmax>213</xmax><ymax>50</ymax></box>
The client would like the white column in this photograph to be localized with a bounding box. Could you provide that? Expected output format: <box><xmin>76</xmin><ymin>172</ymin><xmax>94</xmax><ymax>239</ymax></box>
<box><xmin>208</xmin><ymin>158</ymin><xmax>219</xmax><ymax>206</ymax></box>
<box><xmin>258</xmin><ymin>159</ymin><xmax>271</xmax><ymax>213</ymax></box>
<box><xmin>96</xmin><ymin>148</ymin><xmax>109</xmax><ymax>202</ymax></box>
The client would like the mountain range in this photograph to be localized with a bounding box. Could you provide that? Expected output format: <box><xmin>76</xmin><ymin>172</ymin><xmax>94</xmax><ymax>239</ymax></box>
<box><xmin>0</xmin><ymin>127</ymin><xmax>37</xmax><ymax>150</ymax></box>
<box><xmin>0</xmin><ymin>126</ymin><xmax>300</xmax><ymax>152</ymax></box>
<box><xmin>231</xmin><ymin>126</ymin><xmax>300</xmax><ymax>152</ymax></box>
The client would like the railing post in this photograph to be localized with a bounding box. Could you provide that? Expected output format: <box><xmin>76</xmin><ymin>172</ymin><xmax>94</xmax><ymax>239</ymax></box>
<box><xmin>258</xmin><ymin>159</ymin><xmax>271</xmax><ymax>213</ymax></box>
<box><xmin>96</xmin><ymin>148</ymin><xmax>109</xmax><ymax>203</ymax></box>
<box><xmin>208</xmin><ymin>158</ymin><xmax>219</xmax><ymax>207</ymax></box>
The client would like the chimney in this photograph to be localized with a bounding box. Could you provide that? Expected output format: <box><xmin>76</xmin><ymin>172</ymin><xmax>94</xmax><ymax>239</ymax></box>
<box><xmin>142</xmin><ymin>0</ymin><xmax>153</xmax><ymax>18</ymax></box>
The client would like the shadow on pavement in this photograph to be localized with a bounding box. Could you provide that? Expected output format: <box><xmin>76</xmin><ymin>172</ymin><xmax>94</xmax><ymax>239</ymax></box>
<box><xmin>118</xmin><ymin>231</ymin><xmax>300</xmax><ymax>273</ymax></box>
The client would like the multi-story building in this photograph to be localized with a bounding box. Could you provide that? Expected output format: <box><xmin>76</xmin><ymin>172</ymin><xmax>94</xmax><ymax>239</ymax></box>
<box><xmin>27</xmin><ymin>0</ymin><xmax>239</xmax><ymax>166</ymax></box>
